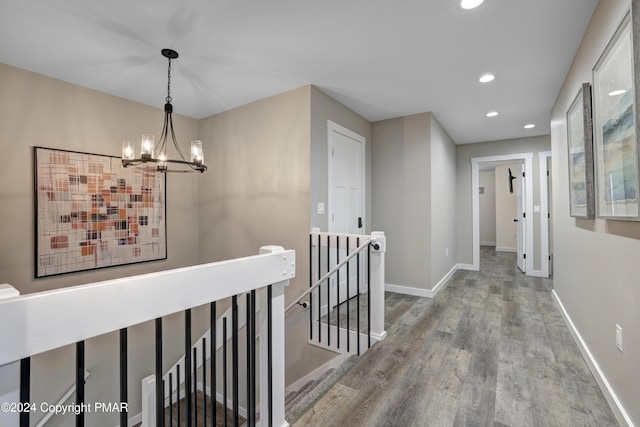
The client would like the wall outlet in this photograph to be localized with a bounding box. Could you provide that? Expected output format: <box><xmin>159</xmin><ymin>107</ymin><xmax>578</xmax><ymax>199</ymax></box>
<box><xmin>616</xmin><ymin>324</ymin><xmax>623</xmax><ymax>352</ymax></box>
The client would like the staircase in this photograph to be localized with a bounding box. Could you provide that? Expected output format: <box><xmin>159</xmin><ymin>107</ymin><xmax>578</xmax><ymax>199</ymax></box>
<box><xmin>285</xmin><ymin>355</ymin><xmax>360</xmax><ymax>425</ymax></box>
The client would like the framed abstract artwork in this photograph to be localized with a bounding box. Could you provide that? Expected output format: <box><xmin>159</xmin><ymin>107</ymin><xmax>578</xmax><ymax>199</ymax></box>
<box><xmin>34</xmin><ymin>147</ymin><xmax>167</xmax><ymax>277</ymax></box>
<box><xmin>566</xmin><ymin>83</ymin><xmax>595</xmax><ymax>218</ymax></box>
<box><xmin>592</xmin><ymin>10</ymin><xmax>640</xmax><ymax>220</ymax></box>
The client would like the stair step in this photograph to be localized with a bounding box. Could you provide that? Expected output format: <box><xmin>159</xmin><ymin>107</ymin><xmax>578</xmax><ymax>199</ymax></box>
<box><xmin>285</xmin><ymin>355</ymin><xmax>360</xmax><ymax>425</ymax></box>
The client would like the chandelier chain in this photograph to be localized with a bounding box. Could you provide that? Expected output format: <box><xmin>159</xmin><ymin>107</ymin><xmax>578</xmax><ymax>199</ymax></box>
<box><xmin>166</xmin><ymin>57</ymin><xmax>172</xmax><ymax>103</ymax></box>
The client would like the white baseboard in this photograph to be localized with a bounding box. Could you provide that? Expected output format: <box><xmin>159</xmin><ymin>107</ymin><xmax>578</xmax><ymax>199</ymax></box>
<box><xmin>480</xmin><ymin>241</ymin><xmax>496</xmax><ymax>246</ymax></box>
<box><xmin>386</xmin><ymin>264</ymin><xmax>459</xmax><ymax>299</ymax></box>
<box><xmin>385</xmin><ymin>283</ymin><xmax>432</xmax><ymax>298</ymax></box>
<box><xmin>552</xmin><ymin>290</ymin><xmax>634</xmax><ymax>427</ymax></box>
<box><xmin>495</xmin><ymin>247</ymin><xmax>516</xmax><ymax>253</ymax></box>
<box><xmin>286</xmin><ymin>353</ymin><xmax>351</xmax><ymax>394</ymax></box>
<box><xmin>527</xmin><ymin>269</ymin><xmax>548</xmax><ymax>278</ymax></box>
<box><xmin>457</xmin><ymin>263</ymin><xmax>476</xmax><ymax>271</ymax></box>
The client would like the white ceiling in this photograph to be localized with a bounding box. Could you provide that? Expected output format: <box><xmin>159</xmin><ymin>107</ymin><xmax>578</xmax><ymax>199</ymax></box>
<box><xmin>0</xmin><ymin>0</ymin><xmax>598</xmax><ymax>144</ymax></box>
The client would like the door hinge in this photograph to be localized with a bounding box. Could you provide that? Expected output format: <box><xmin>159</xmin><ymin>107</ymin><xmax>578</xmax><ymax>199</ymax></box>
<box><xmin>547</xmin><ymin>170</ymin><xmax>550</xmax><ymax>176</ymax></box>
<box><xmin>549</xmin><ymin>255</ymin><xmax>551</xmax><ymax>261</ymax></box>
<box><xmin>522</xmin><ymin>172</ymin><xmax>525</xmax><ymax>177</ymax></box>
<box><xmin>548</xmin><ymin>213</ymin><xmax>551</xmax><ymax>219</ymax></box>
<box><xmin>523</xmin><ymin>212</ymin><xmax>526</xmax><ymax>218</ymax></box>
<box><xmin>524</xmin><ymin>254</ymin><xmax>527</xmax><ymax>259</ymax></box>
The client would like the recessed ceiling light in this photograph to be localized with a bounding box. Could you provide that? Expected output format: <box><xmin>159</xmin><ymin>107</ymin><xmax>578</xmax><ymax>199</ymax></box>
<box><xmin>524</xmin><ymin>124</ymin><xmax>535</xmax><ymax>129</ymax></box>
<box><xmin>479</xmin><ymin>74</ymin><xmax>495</xmax><ymax>83</ymax></box>
<box><xmin>461</xmin><ymin>0</ymin><xmax>484</xmax><ymax>9</ymax></box>
<box><xmin>608</xmin><ymin>89</ymin><xmax>626</xmax><ymax>96</ymax></box>
<box><xmin>486</xmin><ymin>111</ymin><xmax>499</xmax><ymax>117</ymax></box>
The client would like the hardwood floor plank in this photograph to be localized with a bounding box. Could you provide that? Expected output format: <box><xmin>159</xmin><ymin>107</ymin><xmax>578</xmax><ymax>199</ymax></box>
<box><xmin>291</xmin><ymin>248</ymin><xmax>618</xmax><ymax>426</ymax></box>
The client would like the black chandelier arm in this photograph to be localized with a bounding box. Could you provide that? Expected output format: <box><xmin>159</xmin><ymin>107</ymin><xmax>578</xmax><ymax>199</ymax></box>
<box><xmin>122</xmin><ymin>157</ymin><xmax>207</xmax><ymax>173</ymax></box>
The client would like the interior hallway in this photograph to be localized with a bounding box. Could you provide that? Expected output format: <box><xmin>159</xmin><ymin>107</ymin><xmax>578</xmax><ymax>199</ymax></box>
<box><xmin>293</xmin><ymin>247</ymin><xmax>618</xmax><ymax>426</ymax></box>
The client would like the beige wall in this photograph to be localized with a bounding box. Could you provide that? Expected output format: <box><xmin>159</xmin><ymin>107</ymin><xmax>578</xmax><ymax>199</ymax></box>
<box><xmin>371</xmin><ymin>113</ymin><xmax>457</xmax><ymax>292</ymax></box>
<box><xmin>551</xmin><ymin>0</ymin><xmax>639</xmax><ymax>423</ymax></box>
<box><xmin>479</xmin><ymin>170</ymin><xmax>497</xmax><ymax>245</ymax></box>
<box><xmin>456</xmin><ymin>135</ymin><xmax>551</xmax><ymax>270</ymax></box>
<box><xmin>429</xmin><ymin>116</ymin><xmax>458</xmax><ymax>285</ymax></box>
<box><xmin>310</xmin><ymin>86</ymin><xmax>372</xmax><ymax>232</ymax></box>
<box><xmin>0</xmin><ymin>63</ymin><xmax>203</xmax><ymax>426</ymax></box>
<box><xmin>495</xmin><ymin>163</ymin><xmax>520</xmax><ymax>251</ymax></box>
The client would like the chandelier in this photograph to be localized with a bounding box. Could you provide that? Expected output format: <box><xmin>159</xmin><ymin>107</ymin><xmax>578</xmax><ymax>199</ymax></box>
<box><xmin>122</xmin><ymin>49</ymin><xmax>207</xmax><ymax>173</ymax></box>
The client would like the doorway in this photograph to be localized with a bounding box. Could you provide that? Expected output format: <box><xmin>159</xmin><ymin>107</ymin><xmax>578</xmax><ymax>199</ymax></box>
<box><xmin>471</xmin><ymin>153</ymin><xmax>535</xmax><ymax>274</ymax></box>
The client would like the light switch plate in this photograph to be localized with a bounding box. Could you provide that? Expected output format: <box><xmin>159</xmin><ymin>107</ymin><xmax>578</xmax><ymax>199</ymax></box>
<box><xmin>317</xmin><ymin>202</ymin><xmax>325</xmax><ymax>215</ymax></box>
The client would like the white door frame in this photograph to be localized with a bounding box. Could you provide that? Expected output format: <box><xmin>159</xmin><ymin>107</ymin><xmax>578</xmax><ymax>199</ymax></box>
<box><xmin>327</xmin><ymin>120</ymin><xmax>366</xmax><ymax>233</ymax></box>
<box><xmin>539</xmin><ymin>151</ymin><xmax>552</xmax><ymax>278</ymax></box>
<box><xmin>471</xmin><ymin>153</ymin><xmax>534</xmax><ymax>274</ymax></box>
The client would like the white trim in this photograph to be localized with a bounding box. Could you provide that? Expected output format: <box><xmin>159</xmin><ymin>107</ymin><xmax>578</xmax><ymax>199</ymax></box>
<box><xmin>527</xmin><ymin>269</ymin><xmax>547</xmax><ymax>278</ymax></box>
<box><xmin>457</xmin><ymin>263</ymin><xmax>477</xmax><ymax>271</ymax></box>
<box><xmin>539</xmin><ymin>151</ymin><xmax>552</xmax><ymax>278</ymax></box>
<box><xmin>385</xmin><ymin>283</ymin><xmax>432</xmax><ymax>298</ymax></box>
<box><xmin>286</xmin><ymin>353</ymin><xmax>351</xmax><ymax>394</ymax></box>
<box><xmin>552</xmin><ymin>290</ymin><xmax>634</xmax><ymax>427</ymax></box>
<box><xmin>385</xmin><ymin>263</ymin><xmax>459</xmax><ymax>299</ymax></box>
<box><xmin>480</xmin><ymin>241</ymin><xmax>496</xmax><ymax>246</ymax></box>
<box><xmin>327</xmin><ymin>120</ymin><xmax>366</xmax><ymax>233</ymax></box>
<box><xmin>495</xmin><ymin>246</ymin><xmax>517</xmax><ymax>253</ymax></box>
<box><xmin>471</xmin><ymin>153</ymin><xmax>534</xmax><ymax>274</ymax></box>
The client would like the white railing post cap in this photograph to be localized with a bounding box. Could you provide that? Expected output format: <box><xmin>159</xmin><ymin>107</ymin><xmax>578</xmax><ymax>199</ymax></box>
<box><xmin>371</xmin><ymin>231</ymin><xmax>386</xmax><ymax>252</ymax></box>
<box><xmin>259</xmin><ymin>245</ymin><xmax>285</xmax><ymax>254</ymax></box>
<box><xmin>0</xmin><ymin>284</ymin><xmax>19</xmax><ymax>301</ymax></box>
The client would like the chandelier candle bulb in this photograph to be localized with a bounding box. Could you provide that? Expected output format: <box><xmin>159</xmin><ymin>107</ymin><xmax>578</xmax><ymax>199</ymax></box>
<box><xmin>191</xmin><ymin>140</ymin><xmax>204</xmax><ymax>165</ymax></box>
<box><xmin>158</xmin><ymin>152</ymin><xmax>168</xmax><ymax>170</ymax></box>
<box><xmin>140</xmin><ymin>134</ymin><xmax>155</xmax><ymax>161</ymax></box>
<box><xmin>122</xmin><ymin>141</ymin><xmax>134</xmax><ymax>160</ymax></box>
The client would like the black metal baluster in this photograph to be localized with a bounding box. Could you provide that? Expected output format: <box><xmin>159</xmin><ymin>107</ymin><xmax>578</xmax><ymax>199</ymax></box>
<box><xmin>19</xmin><ymin>357</ymin><xmax>30</xmax><ymax>427</ymax></box>
<box><xmin>155</xmin><ymin>318</ymin><xmax>164</xmax><ymax>427</ymax></box>
<box><xmin>336</xmin><ymin>235</ymin><xmax>340</xmax><ymax>349</ymax></box>
<box><xmin>202</xmin><ymin>338</ymin><xmax>207</xmax><ymax>427</ymax></box>
<box><xmin>176</xmin><ymin>364</ymin><xmax>181</xmax><ymax>425</ymax></box>
<box><xmin>317</xmin><ymin>233</ymin><xmax>322</xmax><ymax>344</ymax></box>
<box><xmin>193</xmin><ymin>348</ymin><xmax>198</xmax><ymax>427</ymax></box>
<box><xmin>346</xmin><ymin>237</ymin><xmax>351</xmax><ymax>353</ymax></box>
<box><xmin>309</xmin><ymin>234</ymin><xmax>313</xmax><ymax>341</ymax></box>
<box><xmin>232</xmin><ymin>295</ymin><xmax>239</xmax><ymax>426</ymax></box>
<box><xmin>250</xmin><ymin>290</ymin><xmax>256</xmax><ymax>426</ymax></box>
<box><xmin>162</xmin><ymin>379</ymin><xmax>166</xmax><ymax>427</ymax></box>
<box><xmin>327</xmin><ymin>234</ymin><xmax>331</xmax><ymax>346</ymax></box>
<box><xmin>357</xmin><ymin>237</ymin><xmax>361</xmax><ymax>356</ymax></box>
<box><xmin>76</xmin><ymin>341</ymin><xmax>85</xmax><ymax>427</ymax></box>
<box><xmin>223</xmin><ymin>317</ymin><xmax>228</xmax><ymax>427</ymax></box>
<box><xmin>119</xmin><ymin>328</ymin><xmax>128</xmax><ymax>427</ymax></box>
<box><xmin>210</xmin><ymin>302</ymin><xmax>217</xmax><ymax>427</ymax></box>
<box><xmin>170</xmin><ymin>373</ymin><xmax>174</xmax><ymax>427</ymax></box>
<box><xmin>268</xmin><ymin>285</ymin><xmax>273</xmax><ymax>427</ymax></box>
<box><xmin>368</xmin><ymin>243</ymin><xmax>372</xmax><ymax>349</ymax></box>
<box><xmin>185</xmin><ymin>309</ymin><xmax>192</xmax><ymax>427</ymax></box>
<box><xmin>246</xmin><ymin>293</ymin><xmax>251</xmax><ymax>426</ymax></box>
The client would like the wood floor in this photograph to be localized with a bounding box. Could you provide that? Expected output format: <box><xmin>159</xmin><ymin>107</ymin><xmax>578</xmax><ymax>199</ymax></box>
<box><xmin>294</xmin><ymin>247</ymin><xmax>618</xmax><ymax>427</ymax></box>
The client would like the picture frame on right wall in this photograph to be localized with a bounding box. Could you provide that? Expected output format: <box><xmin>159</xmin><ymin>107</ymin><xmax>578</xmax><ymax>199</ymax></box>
<box><xmin>592</xmin><ymin>9</ymin><xmax>640</xmax><ymax>220</ymax></box>
<box><xmin>567</xmin><ymin>82</ymin><xmax>595</xmax><ymax>218</ymax></box>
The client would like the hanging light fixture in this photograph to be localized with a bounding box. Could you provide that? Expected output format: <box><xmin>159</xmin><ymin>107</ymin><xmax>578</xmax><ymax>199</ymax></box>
<box><xmin>122</xmin><ymin>48</ymin><xmax>207</xmax><ymax>173</ymax></box>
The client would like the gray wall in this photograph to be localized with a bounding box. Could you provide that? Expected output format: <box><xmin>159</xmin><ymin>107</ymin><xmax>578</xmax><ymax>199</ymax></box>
<box><xmin>371</xmin><ymin>113</ymin><xmax>457</xmax><ymax>291</ymax></box>
<box><xmin>456</xmin><ymin>135</ymin><xmax>551</xmax><ymax>269</ymax></box>
<box><xmin>429</xmin><ymin>116</ymin><xmax>458</xmax><ymax>285</ymax></box>
<box><xmin>550</xmin><ymin>0</ymin><xmax>639</xmax><ymax>423</ymax></box>
<box><xmin>0</xmin><ymin>63</ymin><xmax>202</xmax><ymax>426</ymax></box>
<box><xmin>479</xmin><ymin>171</ymin><xmax>497</xmax><ymax>245</ymax></box>
<box><xmin>310</xmin><ymin>86</ymin><xmax>372</xmax><ymax>232</ymax></box>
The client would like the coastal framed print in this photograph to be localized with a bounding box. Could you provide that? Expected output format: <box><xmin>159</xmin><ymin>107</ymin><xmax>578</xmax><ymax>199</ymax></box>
<box><xmin>592</xmin><ymin>10</ymin><xmax>640</xmax><ymax>220</ymax></box>
<box><xmin>566</xmin><ymin>83</ymin><xmax>595</xmax><ymax>218</ymax></box>
<box><xmin>34</xmin><ymin>147</ymin><xmax>167</xmax><ymax>277</ymax></box>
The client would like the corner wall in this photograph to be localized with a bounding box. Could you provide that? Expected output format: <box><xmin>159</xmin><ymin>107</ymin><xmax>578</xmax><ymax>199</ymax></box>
<box><xmin>371</xmin><ymin>113</ymin><xmax>457</xmax><ymax>294</ymax></box>
<box><xmin>550</xmin><ymin>0</ymin><xmax>639</xmax><ymax>423</ymax></box>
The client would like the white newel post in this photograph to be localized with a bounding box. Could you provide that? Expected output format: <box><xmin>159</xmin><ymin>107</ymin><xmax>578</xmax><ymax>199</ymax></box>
<box><xmin>259</xmin><ymin>246</ymin><xmax>291</xmax><ymax>427</ymax></box>
<box><xmin>0</xmin><ymin>285</ymin><xmax>20</xmax><ymax>427</ymax></box>
<box><xmin>369</xmin><ymin>232</ymin><xmax>387</xmax><ymax>341</ymax></box>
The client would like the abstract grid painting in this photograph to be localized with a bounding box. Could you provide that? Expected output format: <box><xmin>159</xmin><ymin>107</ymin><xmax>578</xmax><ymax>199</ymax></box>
<box><xmin>34</xmin><ymin>147</ymin><xmax>166</xmax><ymax>277</ymax></box>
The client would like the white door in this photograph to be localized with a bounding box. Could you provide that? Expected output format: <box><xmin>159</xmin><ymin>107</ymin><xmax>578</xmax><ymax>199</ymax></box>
<box><xmin>328</xmin><ymin>121</ymin><xmax>364</xmax><ymax>309</ymax></box>
<box><xmin>516</xmin><ymin>163</ymin><xmax>526</xmax><ymax>272</ymax></box>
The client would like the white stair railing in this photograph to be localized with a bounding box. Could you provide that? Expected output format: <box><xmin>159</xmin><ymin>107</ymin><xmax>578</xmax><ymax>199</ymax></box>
<box><xmin>293</xmin><ymin>229</ymin><xmax>386</xmax><ymax>356</ymax></box>
<box><xmin>0</xmin><ymin>245</ymin><xmax>294</xmax><ymax>427</ymax></box>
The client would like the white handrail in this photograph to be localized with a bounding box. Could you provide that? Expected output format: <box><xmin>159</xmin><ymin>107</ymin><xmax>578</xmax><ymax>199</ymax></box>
<box><xmin>0</xmin><ymin>249</ymin><xmax>295</xmax><ymax>366</ymax></box>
